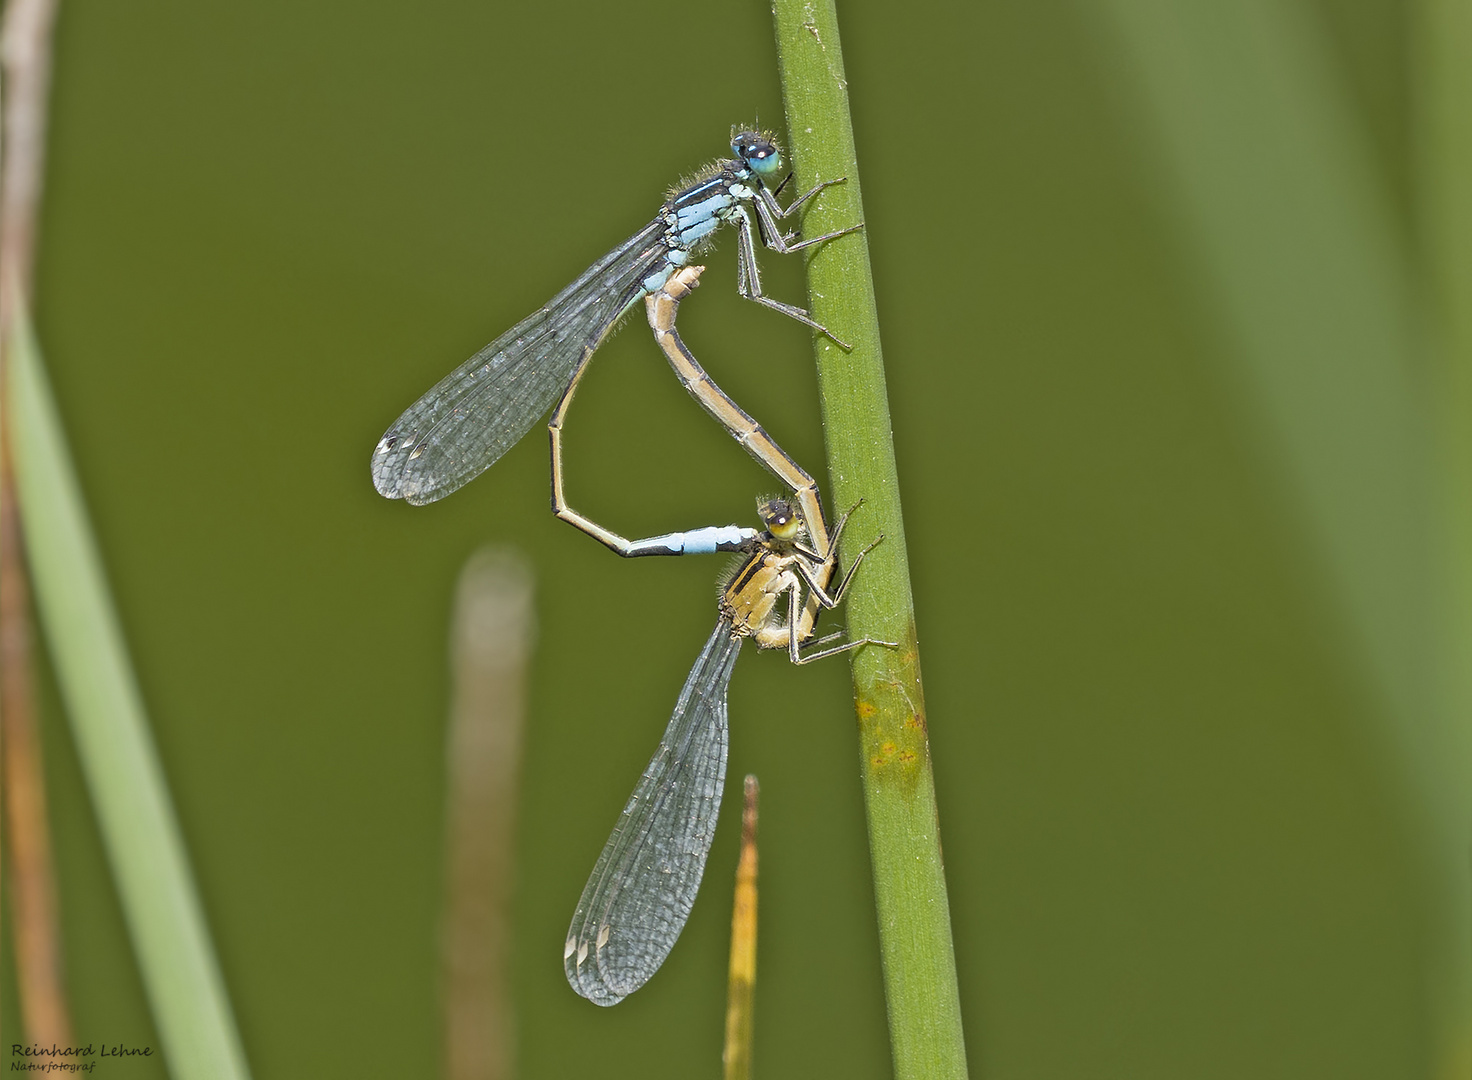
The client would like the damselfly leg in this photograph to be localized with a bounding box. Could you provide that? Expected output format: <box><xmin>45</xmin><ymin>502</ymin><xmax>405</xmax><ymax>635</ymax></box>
<box><xmin>733</xmin><ymin>200</ymin><xmax>862</xmax><ymax>348</ymax></box>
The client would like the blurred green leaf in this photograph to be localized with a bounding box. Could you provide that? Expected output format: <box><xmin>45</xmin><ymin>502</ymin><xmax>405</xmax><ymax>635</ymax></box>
<box><xmin>1094</xmin><ymin>0</ymin><xmax>1469</xmax><ymax>1068</ymax></box>
<box><xmin>7</xmin><ymin>304</ymin><xmax>250</xmax><ymax>1080</ymax></box>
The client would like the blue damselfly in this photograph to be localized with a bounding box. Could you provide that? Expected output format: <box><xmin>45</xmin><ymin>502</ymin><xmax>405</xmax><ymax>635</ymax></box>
<box><xmin>371</xmin><ymin>130</ymin><xmax>858</xmax><ymax>545</ymax></box>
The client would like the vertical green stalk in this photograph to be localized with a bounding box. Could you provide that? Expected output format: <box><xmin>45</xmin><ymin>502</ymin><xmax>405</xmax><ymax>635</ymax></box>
<box><xmin>7</xmin><ymin>308</ymin><xmax>251</xmax><ymax>1080</ymax></box>
<box><xmin>770</xmin><ymin>4</ymin><xmax>968</xmax><ymax>1078</ymax></box>
<box><xmin>1417</xmin><ymin>0</ymin><xmax>1472</xmax><ymax>1073</ymax></box>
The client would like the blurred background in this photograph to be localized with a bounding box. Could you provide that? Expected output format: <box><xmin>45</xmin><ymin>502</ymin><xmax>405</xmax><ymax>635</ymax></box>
<box><xmin>2</xmin><ymin>0</ymin><xmax>1468</xmax><ymax>1077</ymax></box>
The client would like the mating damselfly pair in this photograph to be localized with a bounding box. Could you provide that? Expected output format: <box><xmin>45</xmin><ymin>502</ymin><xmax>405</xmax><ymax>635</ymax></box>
<box><xmin>371</xmin><ymin>128</ymin><xmax>889</xmax><ymax>1005</ymax></box>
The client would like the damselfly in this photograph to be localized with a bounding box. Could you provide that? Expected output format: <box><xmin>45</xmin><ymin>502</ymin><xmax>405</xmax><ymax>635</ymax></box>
<box><xmin>563</xmin><ymin>497</ymin><xmax>892</xmax><ymax>1006</ymax></box>
<box><xmin>371</xmin><ymin>129</ymin><xmax>858</xmax><ymax>521</ymax></box>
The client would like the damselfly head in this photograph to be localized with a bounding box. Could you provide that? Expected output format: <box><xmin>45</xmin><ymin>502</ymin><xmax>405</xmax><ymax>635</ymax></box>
<box><xmin>756</xmin><ymin>496</ymin><xmax>804</xmax><ymax>542</ymax></box>
<box><xmin>731</xmin><ymin>129</ymin><xmax>784</xmax><ymax>181</ymax></box>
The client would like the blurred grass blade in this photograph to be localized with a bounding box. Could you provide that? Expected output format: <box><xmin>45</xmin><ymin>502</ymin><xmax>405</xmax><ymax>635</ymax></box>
<box><xmin>1093</xmin><ymin>0</ymin><xmax>1433</xmax><ymax>751</ymax></box>
<box><xmin>442</xmin><ymin>547</ymin><xmax>534</xmax><ymax>1080</ymax></box>
<box><xmin>771</xmin><ymin>2</ymin><xmax>969</xmax><ymax>1078</ymax></box>
<box><xmin>1416</xmin><ymin>0</ymin><xmax>1472</xmax><ymax>1072</ymax></box>
<box><xmin>1092</xmin><ymin>0</ymin><xmax>1469</xmax><ymax>1066</ymax></box>
<box><xmin>722</xmin><ymin>775</ymin><xmax>758</xmax><ymax>1080</ymax></box>
<box><xmin>6</xmin><ymin>304</ymin><xmax>251</xmax><ymax>1080</ymax></box>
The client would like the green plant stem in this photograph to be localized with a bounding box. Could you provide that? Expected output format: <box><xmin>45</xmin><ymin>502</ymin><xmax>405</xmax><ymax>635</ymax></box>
<box><xmin>770</xmin><ymin>4</ymin><xmax>968</xmax><ymax>1078</ymax></box>
<box><xmin>7</xmin><ymin>307</ymin><xmax>251</xmax><ymax>1080</ymax></box>
<box><xmin>1417</xmin><ymin>0</ymin><xmax>1472</xmax><ymax>1071</ymax></box>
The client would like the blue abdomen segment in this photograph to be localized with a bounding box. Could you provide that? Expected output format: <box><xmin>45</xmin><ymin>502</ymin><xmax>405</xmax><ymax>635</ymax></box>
<box><xmin>627</xmin><ymin>525</ymin><xmax>755</xmax><ymax>557</ymax></box>
<box><xmin>640</xmin><ymin>261</ymin><xmax>677</xmax><ymax>295</ymax></box>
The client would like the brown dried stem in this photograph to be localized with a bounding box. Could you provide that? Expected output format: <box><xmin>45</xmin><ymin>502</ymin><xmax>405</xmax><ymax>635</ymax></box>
<box><xmin>0</xmin><ymin>0</ymin><xmax>70</xmax><ymax>1049</ymax></box>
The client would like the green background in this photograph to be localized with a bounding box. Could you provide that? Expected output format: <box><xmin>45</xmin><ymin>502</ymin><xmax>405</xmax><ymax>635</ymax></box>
<box><xmin>2</xmin><ymin>0</ymin><xmax>1457</xmax><ymax>1077</ymax></box>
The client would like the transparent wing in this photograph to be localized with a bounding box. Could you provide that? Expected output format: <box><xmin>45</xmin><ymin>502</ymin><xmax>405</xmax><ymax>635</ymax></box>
<box><xmin>564</xmin><ymin>620</ymin><xmax>744</xmax><ymax>1005</ymax></box>
<box><xmin>371</xmin><ymin>220</ymin><xmax>670</xmax><ymax>505</ymax></box>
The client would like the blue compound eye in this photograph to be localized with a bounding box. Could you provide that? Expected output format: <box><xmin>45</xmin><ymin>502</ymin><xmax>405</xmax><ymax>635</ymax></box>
<box><xmin>733</xmin><ymin>131</ymin><xmax>784</xmax><ymax>178</ymax></box>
